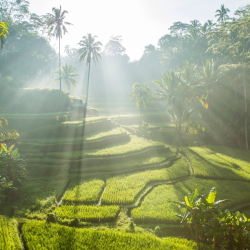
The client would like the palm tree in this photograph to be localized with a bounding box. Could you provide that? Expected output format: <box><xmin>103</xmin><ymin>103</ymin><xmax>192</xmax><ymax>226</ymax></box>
<box><xmin>78</xmin><ymin>33</ymin><xmax>102</xmax><ymax>107</ymax></box>
<box><xmin>215</xmin><ymin>4</ymin><xmax>230</xmax><ymax>23</ymax></box>
<box><xmin>54</xmin><ymin>64</ymin><xmax>80</xmax><ymax>91</ymax></box>
<box><xmin>130</xmin><ymin>82</ymin><xmax>151</xmax><ymax>125</ymax></box>
<box><xmin>46</xmin><ymin>6</ymin><xmax>72</xmax><ymax>90</ymax></box>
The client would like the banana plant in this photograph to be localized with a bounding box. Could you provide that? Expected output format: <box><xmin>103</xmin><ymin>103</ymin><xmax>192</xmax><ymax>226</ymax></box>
<box><xmin>174</xmin><ymin>187</ymin><xmax>227</xmax><ymax>243</ymax></box>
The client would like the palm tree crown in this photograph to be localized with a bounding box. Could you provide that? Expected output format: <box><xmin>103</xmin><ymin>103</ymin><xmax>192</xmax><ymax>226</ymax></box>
<box><xmin>79</xmin><ymin>33</ymin><xmax>102</xmax><ymax>65</ymax></box>
<box><xmin>46</xmin><ymin>6</ymin><xmax>72</xmax><ymax>38</ymax></box>
<box><xmin>54</xmin><ymin>64</ymin><xmax>80</xmax><ymax>91</ymax></box>
<box><xmin>78</xmin><ymin>34</ymin><xmax>102</xmax><ymax>111</ymax></box>
<box><xmin>215</xmin><ymin>4</ymin><xmax>230</xmax><ymax>23</ymax></box>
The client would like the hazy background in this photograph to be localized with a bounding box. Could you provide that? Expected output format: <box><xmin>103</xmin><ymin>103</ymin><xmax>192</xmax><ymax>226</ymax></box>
<box><xmin>28</xmin><ymin>0</ymin><xmax>250</xmax><ymax>61</ymax></box>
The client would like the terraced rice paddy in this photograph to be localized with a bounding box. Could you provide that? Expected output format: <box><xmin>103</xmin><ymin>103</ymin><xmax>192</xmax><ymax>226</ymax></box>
<box><xmin>131</xmin><ymin>179</ymin><xmax>250</xmax><ymax>223</ymax></box>
<box><xmin>0</xmin><ymin>216</ymin><xmax>22</xmax><ymax>250</ymax></box>
<box><xmin>101</xmin><ymin>157</ymin><xmax>189</xmax><ymax>205</ymax></box>
<box><xmin>55</xmin><ymin>205</ymin><xmax>120</xmax><ymax>222</ymax></box>
<box><xmin>22</xmin><ymin>220</ymin><xmax>210</xmax><ymax>250</ymax></box>
<box><xmin>182</xmin><ymin>146</ymin><xmax>250</xmax><ymax>181</ymax></box>
<box><xmin>62</xmin><ymin>179</ymin><xmax>105</xmax><ymax>203</ymax></box>
<box><xmin>2</xmin><ymin>111</ymin><xmax>250</xmax><ymax>250</ymax></box>
<box><xmin>46</xmin><ymin>136</ymin><xmax>166</xmax><ymax>159</ymax></box>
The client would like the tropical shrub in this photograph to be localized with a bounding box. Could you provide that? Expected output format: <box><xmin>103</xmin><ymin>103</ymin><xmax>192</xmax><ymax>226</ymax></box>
<box><xmin>134</xmin><ymin>121</ymin><xmax>151</xmax><ymax>137</ymax></box>
<box><xmin>0</xmin><ymin>144</ymin><xmax>28</xmax><ymax>203</ymax></box>
<box><xmin>175</xmin><ymin>188</ymin><xmax>250</xmax><ymax>249</ymax></box>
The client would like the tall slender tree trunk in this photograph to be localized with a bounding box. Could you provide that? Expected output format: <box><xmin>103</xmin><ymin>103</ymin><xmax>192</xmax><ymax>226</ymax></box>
<box><xmin>243</xmin><ymin>62</ymin><xmax>248</xmax><ymax>150</ymax></box>
<box><xmin>84</xmin><ymin>63</ymin><xmax>91</xmax><ymax>118</ymax></box>
<box><xmin>243</xmin><ymin>40</ymin><xmax>249</xmax><ymax>150</ymax></box>
<box><xmin>86</xmin><ymin>62</ymin><xmax>91</xmax><ymax>105</ymax></box>
<box><xmin>59</xmin><ymin>36</ymin><xmax>61</xmax><ymax>91</ymax></box>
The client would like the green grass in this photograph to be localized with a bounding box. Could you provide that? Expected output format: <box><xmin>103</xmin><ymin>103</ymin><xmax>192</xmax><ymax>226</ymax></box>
<box><xmin>55</xmin><ymin>205</ymin><xmax>120</xmax><ymax>222</ymax></box>
<box><xmin>22</xmin><ymin>118</ymin><xmax>113</xmax><ymax>139</ymax></box>
<box><xmin>132</xmin><ymin>179</ymin><xmax>250</xmax><ymax>224</ymax></box>
<box><xmin>0</xmin><ymin>216</ymin><xmax>22</xmax><ymax>250</ymax></box>
<box><xmin>17</xmin><ymin>172</ymin><xmax>70</xmax><ymax>214</ymax></box>
<box><xmin>22</xmin><ymin>220</ymin><xmax>210</xmax><ymax>250</ymax></box>
<box><xmin>62</xmin><ymin>179</ymin><xmax>105</xmax><ymax>203</ymax></box>
<box><xmin>182</xmin><ymin>146</ymin><xmax>250</xmax><ymax>181</ymax></box>
<box><xmin>61</xmin><ymin>117</ymin><xmax>107</xmax><ymax>125</ymax></box>
<box><xmin>26</xmin><ymin>150</ymin><xmax>177</xmax><ymax>177</ymax></box>
<box><xmin>128</xmin><ymin>122</ymin><xmax>175</xmax><ymax>129</ymax></box>
<box><xmin>46</xmin><ymin>136</ymin><xmax>165</xmax><ymax>159</ymax></box>
<box><xmin>21</xmin><ymin>128</ymin><xmax>127</xmax><ymax>145</ymax></box>
<box><xmin>101</xmin><ymin>157</ymin><xmax>189</xmax><ymax>205</ymax></box>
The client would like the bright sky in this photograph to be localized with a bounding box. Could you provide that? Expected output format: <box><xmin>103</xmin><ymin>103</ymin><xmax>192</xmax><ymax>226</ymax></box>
<box><xmin>29</xmin><ymin>0</ymin><xmax>249</xmax><ymax>61</ymax></box>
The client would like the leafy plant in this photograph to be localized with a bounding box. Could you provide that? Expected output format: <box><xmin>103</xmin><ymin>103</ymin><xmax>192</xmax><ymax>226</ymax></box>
<box><xmin>0</xmin><ymin>21</ymin><xmax>9</xmax><ymax>49</ymax></box>
<box><xmin>174</xmin><ymin>187</ymin><xmax>250</xmax><ymax>249</ymax></box>
<box><xmin>0</xmin><ymin>143</ymin><xmax>28</xmax><ymax>204</ymax></box>
<box><xmin>174</xmin><ymin>187</ymin><xmax>226</xmax><ymax>243</ymax></box>
<box><xmin>134</xmin><ymin>121</ymin><xmax>150</xmax><ymax>137</ymax></box>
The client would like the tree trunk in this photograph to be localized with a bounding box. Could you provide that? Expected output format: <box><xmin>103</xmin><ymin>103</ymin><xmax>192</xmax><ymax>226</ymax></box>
<box><xmin>59</xmin><ymin>36</ymin><xmax>61</xmax><ymax>91</ymax></box>
<box><xmin>243</xmin><ymin>42</ymin><xmax>249</xmax><ymax>150</ymax></box>
<box><xmin>84</xmin><ymin>62</ymin><xmax>91</xmax><ymax>118</ymax></box>
<box><xmin>243</xmin><ymin>63</ymin><xmax>248</xmax><ymax>150</ymax></box>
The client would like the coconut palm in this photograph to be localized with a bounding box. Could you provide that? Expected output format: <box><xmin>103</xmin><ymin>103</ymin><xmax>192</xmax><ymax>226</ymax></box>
<box><xmin>215</xmin><ymin>4</ymin><xmax>230</xmax><ymax>23</ymax></box>
<box><xmin>54</xmin><ymin>64</ymin><xmax>80</xmax><ymax>91</ymax></box>
<box><xmin>78</xmin><ymin>33</ymin><xmax>102</xmax><ymax>107</ymax></box>
<box><xmin>46</xmin><ymin>6</ymin><xmax>72</xmax><ymax>90</ymax></box>
<box><xmin>130</xmin><ymin>82</ymin><xmax>151</xmax><ymax>124</ymax></box>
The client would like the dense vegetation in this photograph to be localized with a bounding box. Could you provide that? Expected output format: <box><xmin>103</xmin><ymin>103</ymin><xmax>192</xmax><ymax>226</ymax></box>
<box><xmin>0</xmin><ymin>1</ymin><xmax>250</xmax><ymax>249</ymax></box>
<box><xmin>22</xmin><ymin>220</ymin><xmax>211</xmax><ymax>250</ymax></box>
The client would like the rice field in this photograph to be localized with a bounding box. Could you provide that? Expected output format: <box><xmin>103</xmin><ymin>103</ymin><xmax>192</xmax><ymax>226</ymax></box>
<box><xmin>22</xmin><ymin>220</ymin><xmax>211</xmax><ymax>250</ymax></box>
<box><xmin>62</xmin><ymin>179</ymin><xmax>105</xmax><ymax>203</ymax></box>
<box><xmin>182</xmin><ymin>146</ymin><xmax>250</xmax><ymax>181</ymax></box>
<box><xmin>46</xmin><ymin>136</ymin><xmax>166</xmax><ymax>159</ymax></box>
<box><xmin>21</xmin><ymin>127</ymin><xmax>127</xmax><ymax>145</ymax></box>
<box><xmin>0</xmin><ymin>216</ymin><xmax>22</xmax><ymax>250</ymax></box>
<box><xmin>55</xmin><ymin>205</ymin><xmax>120</xmax><ymax>222</ymax></box>
<box><xmin>131</xmin><ymin>179</ymin><xmax>250</xmax><ymax>224</ymax></box>
<box><xmin>101</xmin><ymin>157</ymin><xmax>189</xmax><ymax>205</ymax></box>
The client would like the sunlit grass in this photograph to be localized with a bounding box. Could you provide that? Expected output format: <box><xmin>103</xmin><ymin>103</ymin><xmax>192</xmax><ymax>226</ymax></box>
<box><xmin>0</xmin><ymin>216</ymin><xmax>22</xmax><ymax>250</ymax></box>
<box><xmin>182</xmin><ymin>146</ymin><xmax>250</xmax><ymax>181</ymax></box>
<box><xmin>46</xmin><ymin>136</ymin><xmax>166</xmax><ymax>159</ymax></box>
<box><xmin>54</xmin><ymin>205</ymin><xmax>120</xmax><ymax>222</ymax></box>
<box><xmin>101</xmin><ymin>157</ymin><xmax>189</xmax><ymax>205</ymax></box>
<box><xmin>62</xmin><ymin>179</ymin><xmax>105</xmax><ymax>203</ymax></box>
<box><xmin>62</xmin><ymin>116</ymin><xmax>107</xmax><ymax>125</ymax></box>
<box><xmin>22</xmin><ymin>220</ymin><xmax>209</xmax><ymax>250</ymax></box>
<box><xmin>132</xmin><ymin>179</ymin><xmax>250</xmax><ymax>223</ymax></box>
<box><xmin>21</xmin><ymin>128</ymin><xmax>127</xmax><ymax>144</ymax></box>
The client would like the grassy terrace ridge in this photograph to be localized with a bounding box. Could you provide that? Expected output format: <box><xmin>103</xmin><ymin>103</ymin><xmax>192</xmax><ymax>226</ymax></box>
<box><xmin>26</xmin><ymin>151</ymin><xmax>177</xmax><ymax>177</ymax></box>
<box><xmin>46</xmin><ymin>136</ymin><xmax>166</xmax><ymax>159</ymax></box>
<box><xmin>0</xmin><ymin>216</ymin><xmax>22</xmax><ymax>250</ymax></box>
<box><xmin>62</xmin><ymin>179</ymin><xmax>105</xmax><ymax>203</ymax></box>
<box><xmin>131</xmin><ymin>179</ymin><xmax>250</xmax><ymax>224</ymax></box>
<box><xmin>61</xmin><ymin>116</ymin><xmax>107</xmax><ymax>124</ymax></box>
<box><xmin>181</xmin><ymin>146</ymin><xmax>250</xmax><ymax>181</ymax></box>
<box><xmin>21</xmin><ymin>127</ymin><xmax>127</xmax><ymax>144</ymax></box>
<box><xmin>22</xmin><ymin>221</ymin><xmax>211</xmax><ymax>250</ymax></box>
<box><xmin>54</xmin><ymin>205</ymin><xmax>120</xmax><ymax>222</ymax></box>
<box><xmin>101</xmin><ymin>157</ymin><xmax>189</xmax><ymax>205</ymax></box>
<box><xmin>21</xmin><ymin>118</ymin><xmax>113</xmax><ymax>139</ymax></box>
